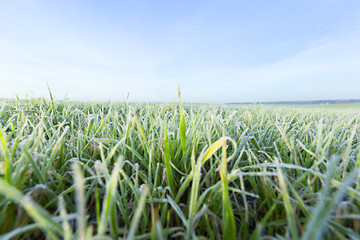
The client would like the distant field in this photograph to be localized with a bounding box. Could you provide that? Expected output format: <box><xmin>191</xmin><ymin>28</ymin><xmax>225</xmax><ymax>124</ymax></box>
<box><xmin>229</xmin><ymin>102</ymin><xmax>360</xmax><ymax>111</ymax></box>
<box><xmin>0</xmin><ymin>97</ymin><xmax>359</xmax><ymax>239</ymax></box>
<box><xmin>282</xmin><ymin>103</ymin><xmax>360</xmax><ymax>110</ymax></box>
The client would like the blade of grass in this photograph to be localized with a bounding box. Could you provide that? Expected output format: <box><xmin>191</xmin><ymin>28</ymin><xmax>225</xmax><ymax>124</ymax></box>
<box><xmin>220</xmin><ymin>140</ymin><xmax>236</xmax><ymax>240</ymax></box>
<box><xmin>0</xmin><ymin>179</ymin><xmax>63</xmax><ymax>238</ymax></box>
<box><xmin>72</xmin><ymin>163</ymin><xmax>87</xmax><ymax>240</ymax></box>
<box><xmin>127</xmin><ymin>185</ymin><xmax>149</xmax><ymax>240</ymax></box>
<box><xmin>163</xmin><ymin>121</ymin><xmax>175</xmax><ymax>194</ymax></box>
<box><xmin>302</xmin><ymin>159</ymin><xmax>358</xmax><ymax>240</ymax></box>
<box><xmin>97</xmin><ymin>157</ymin><xmax>122</xmax><ymax>236</ymax></box>
<box><xmin>0</xmin><ymin>128</ymin><xmax>12</xmax><ymax>184</ymax></box>
<box><xmin>178</xmin><ymin>86</ymin><xmax>186</xmax><ymax>156</ymax></box>
<box><xmin>275</xmin><ymin>158</ymin><xmax>299</xmax><ymax>240</ymax></box>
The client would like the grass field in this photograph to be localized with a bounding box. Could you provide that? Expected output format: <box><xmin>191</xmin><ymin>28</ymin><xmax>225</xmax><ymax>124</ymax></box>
<box><xmin>0</xmin><ymin>95</ymin><xmax>359</xmax><ymax>239</ymax></box>
<box><xmin>278</xmin><ymin>103</ymin><xmax>360</xmax><ymax>111</ymax></box>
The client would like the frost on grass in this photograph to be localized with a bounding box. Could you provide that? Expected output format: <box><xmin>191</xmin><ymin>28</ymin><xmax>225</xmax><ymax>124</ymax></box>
<box><xmin>0</xmin><ymin>98</ymin><xmax>359</xmax><ymax>239</ymax></box>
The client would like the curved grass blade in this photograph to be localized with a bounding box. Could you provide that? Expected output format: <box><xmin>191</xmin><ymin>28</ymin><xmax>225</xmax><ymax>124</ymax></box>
<box><xmin>0</xmin><ymin>180</ymin><xmax>63</xmax><ymax>238</ymax></box>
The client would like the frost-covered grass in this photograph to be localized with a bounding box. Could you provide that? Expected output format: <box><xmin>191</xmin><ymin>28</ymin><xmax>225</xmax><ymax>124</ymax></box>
<box><xmin>0</xmin><ymin>95</ymin><xmax>359</xmax><ymax>239</ymax></box>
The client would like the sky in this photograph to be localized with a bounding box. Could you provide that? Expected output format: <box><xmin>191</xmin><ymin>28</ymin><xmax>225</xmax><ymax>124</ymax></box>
<box><xmin>1</xmin><ymin>0</ymin><xmax>360</xmax><ymax>103</ymax></box>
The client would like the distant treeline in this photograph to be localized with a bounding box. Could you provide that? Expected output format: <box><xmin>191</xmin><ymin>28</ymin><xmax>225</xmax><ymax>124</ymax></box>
<box><xmin>227</xmin><ymin>99</ymin><xmax>360</xmax><ymax>105</ymax></box>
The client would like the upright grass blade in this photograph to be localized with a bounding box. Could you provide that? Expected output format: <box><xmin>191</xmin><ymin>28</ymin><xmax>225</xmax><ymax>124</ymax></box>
<box><xmin>97</xmin><ymin>157</ymin><xmax>122</xmax><ymax>236</ymax></box>
<box><xmin>127</xmin><ymin>185</ymin><xmax>149</xmax><ymax>240</ymax></box>
<box><xmin>0</xmin><ymin>128</ymin><xmax>12</xmax><ymax>184</ymax></box>
<box><xmin>46</xmin><ymin>81</ymin><xmax>55</xmax><ymax>111</ymax></box>
<box><xmin>72</xmin><ymin>163</ymin><xmax>87</xmax><ymax>240</ymax></box>
<box><xmin>178</xmin><ymin>86</ymin><xmax>186</xmax><ymax>156</ymax></box>
<box><xmin>163</xmin><ymin>121</ymin><xmax>174</xmax><ymax>194</ymax></box>
<box><xmin>46</xmin><ymin>126</ymin><xmax>69</xmax><ymax>172</ymax></box>
<box><xmin>220</xmin><ymin>141</ymin><xmax>236</xmax><ymax>240</ymax></box>
<box><xmin>275</xmin><ymin>158</ymin><xmax>299</xmax><ymax>240</ymax></box>
<box><xmin>187</xmin><ymin>137</ymin><xmax>236</xmax><ymax>238</ymax></box>
<box><xmin>59</xmin><ymin>197</ymin><xmax>73</xmax><ymax>240</ymax></box>
<box><xmin>86</xmin><ymin>116</ymin><xmax>96</xmax><ymax>136</ymax></box>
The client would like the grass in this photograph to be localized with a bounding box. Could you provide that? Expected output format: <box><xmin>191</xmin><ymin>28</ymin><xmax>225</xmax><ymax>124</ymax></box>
<box><xmin>0</xmin><ymin>96</ymin><xmax>359</xmax><ymax>239</ymax></box>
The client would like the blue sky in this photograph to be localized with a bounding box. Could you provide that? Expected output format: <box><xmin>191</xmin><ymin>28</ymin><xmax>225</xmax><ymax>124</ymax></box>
<box><xmin>1</xmin><ymin>1</ymin><xmax>360</xmax><ymax>103</ymax></box>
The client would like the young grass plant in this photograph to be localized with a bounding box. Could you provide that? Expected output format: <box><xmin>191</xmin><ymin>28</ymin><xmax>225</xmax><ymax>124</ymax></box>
<box><xmin>0</xmin><ymin>179</ymin><xmax>63</xmax><ymax>239</ymax></box>
<box><xmin>0</xmin><ymin>96</ymin><xmax>359</xmax><ymax>239</ymax></box>
<box><xmin>220</xmin><ymin>139</ymin><xmax>236</xmax><ymax>240</ymax></box>
<box><xmin>97</xmin><ymin>157</ymin><xmax>122</xmax><ymax>237</ymax></box>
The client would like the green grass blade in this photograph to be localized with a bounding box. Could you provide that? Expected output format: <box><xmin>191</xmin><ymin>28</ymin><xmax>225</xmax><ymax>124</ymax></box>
<box><xmin>275</xmin><ymin>158</ymin><xmax>299</xmax><ymax>240</ymax></box>
<box><xmin>127</xmin><ymin>185</ymin><xmax>149</xmax><ymax>240</ymax></box>
<box><xmin>302</xmin><ymin>161</ymin><xmax>358</xmax><ymax>240</ymax></box>
<box><xmin>163</xmin><ymin>121</ymin><xmax>175</xmax><ymax>194</ymax></box>
<box><xmin>72</xmin><ymin>163</ymin><xmax>87</xmax><ymax>240</ymax></box>
<box><xmin>178</xmin><ymin>86</ymin><xmax>186</xmax><ymax>156</ymax></box>
<box><xmin>97</xmin><ymin>157</ymin><xmax>122</xmax><ymax>236</ymax></box>
<box><xmin>220</xmin><ymin>141</ymin><xmax>236</xmax><ymax>240</ymax></box>
<box><xmin>0</xmin><ymin>128</ymin><xmax>12</xmax><ymax>184</ymax></box>
<box><xmin>0</xmin><ymin>179</ymin><xmax>63</xmax><ymax>237</ymax></box>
